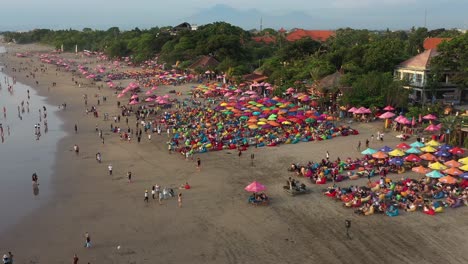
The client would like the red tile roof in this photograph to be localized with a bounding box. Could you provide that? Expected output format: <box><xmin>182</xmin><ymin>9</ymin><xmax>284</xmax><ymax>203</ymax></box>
<box><xmin>423</xmin><ymin>38</ymin><xmax>452</xmax><ymax>50</ymax></box>
<box><xmin>286</xmin><ymin>29</ymin><xmax>335</xmax><ymax>42</ymax></box>
<box><xmin>252</xmin><ymin>35</ymin><xmax>277</xmax><ymax>44</ymax></box>
<box><xmin>398</xmin><ymin>49</ymin><xmax>439</xmax><ymax>70</ymax></box>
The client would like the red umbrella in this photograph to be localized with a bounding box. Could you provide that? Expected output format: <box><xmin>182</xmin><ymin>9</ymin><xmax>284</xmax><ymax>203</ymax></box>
<box><xmin>423</xmin><ymin>114</ymin><xmax>437</xmax><ymax>120</ymax></box>
<box><xmin>405</xmin><ymin>154</ymin><xmax>422</xmax><ymax>162</ymax></box>
<box><xmin>425</xmin><ymin>124</ymin><xmax>441</xmax><ymax>132</ymax></box>
<box><xmin>449</xmin><ymin>147</ymin><xmax>465</xmax><ymax>155</ymax></box>
<box><xmin>383</xmin><ymin>105</ymin><xmax>395</xmax><ymax>111</ymax></box>
<box><xmin>396</xmin><ymin>143</ymin><xmax>411</xmax><ymax>150</ymax></box>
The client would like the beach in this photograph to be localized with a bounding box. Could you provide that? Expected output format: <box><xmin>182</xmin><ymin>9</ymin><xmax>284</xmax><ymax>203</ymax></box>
<box><xmin>0</xmin><ymin>43</ymin><xmax>467</xmax><ymax>264</ymax></box>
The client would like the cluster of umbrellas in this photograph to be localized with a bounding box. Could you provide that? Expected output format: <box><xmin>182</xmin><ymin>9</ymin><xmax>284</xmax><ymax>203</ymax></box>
<box><xmin>361</xmin><ymin>140</ymin><xmax>468</xmax><ymax>183</ymax></box>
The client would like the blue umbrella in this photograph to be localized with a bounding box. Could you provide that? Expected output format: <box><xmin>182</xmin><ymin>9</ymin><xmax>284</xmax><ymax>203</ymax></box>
<box><xmin>426</xmin><ymin>170</ymin><xmax>444</xmax><ymax>178</ymax></box>
<box><xmin>389</xmin><ymin>157</ymin><xmax>404</xmax><ymax>166</ymax></box>
<box><xmin>410</xmin><ymin>141</ymin><xmax>425</xmax><ymax>148</ymax></box>
<box><xmin>405</xmin><ymin>147</ymin><xmax>422</xmax><ymax>154</ymax></box>
<box><xmin>460</xmin><ymin>172</ymin><xmax>468</xmax><ymax>180</ymax></box>
<box><xmin>361</xmin><ymin>148</ymin><xmax>377</xmax><ymax>155</ymax></box>
<box><xmin>380</xmin><ymin>146</ymin><xmax>393</xmax><ymax>152</ymax></box>
<box><xmin>438</xmin><ymin>144</ymin><xmax>452</xmax><ymax>151</ymax></box>
<box><xmin>434</xmin><ymin>150</ymin><xmax>451</xmax><ymax>157</ymax></box>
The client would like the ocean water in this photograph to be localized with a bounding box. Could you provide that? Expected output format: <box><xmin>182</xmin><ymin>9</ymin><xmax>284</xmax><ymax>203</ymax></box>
<box><xmin>0</xmin><ymin>46</ymin><xmax>66</xmax><ymax>233</ymax></box>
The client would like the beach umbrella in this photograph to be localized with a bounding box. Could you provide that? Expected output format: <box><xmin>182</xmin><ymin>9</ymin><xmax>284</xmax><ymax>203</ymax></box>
<box><xmin>460</xmin><ymin>172</ymin><xmax>468</xmax><ymax>180</ymax></box>
<box><xmin>379</xmin><ymin>146</ymin><xmax>393</xmax><ymax>152</ymax></box>
<box><xmin>410</xmin><ymin>141</ymin><xmax>425</xmax><ymax>148</ymax></box>
<box><xmin>425</xmin><ymin>124</ymin><xmax>441</xmax><ymax>132</ymax></box>
<box><xmin>420</xmin><ymin>146</ymin><xmax>437</xmax><ymax>153</ymax></box>
<box><xmin>347</xmin><ymin>107</ymin><xmax>357</xmax><ymax>113</ymax></box>
<box><xmin>425</xmin><ymin>140</ymin><xmax>441</xmax><ymax>147</ymax></box>
<box><xmin>460</xmin><ymin>164</ymin><xmax>468</xmax><ymax>171</ymax></box>
<box><xmin>389</xmin><ymin>149</ymin><xmax>405</xmax><ymax>157</ymax></box>
<box><xmin>444</xmin><ymin>160</ymin><xmax>461</xmax><ymax>167</ymax></box>
<box><xmin>426</xmin><ymin>170</ymin><xmax>444</xmax><ymax>178</ymax></box>
<box><xmin>383</xmin><ymin>105</ymin><xmax>395</xmax><ymax>111</ymax></box>
<box><xmin>443</xmin><ymin>167</ymin><xmax>463</xmax><ymax>176</ymax></box>
<box><xmin>245</xmin><ymin>181</ymin><xmax>266</xmax><ymax>192</ymax></box>
<box><xmin>379</xmin><ymin>111</ymin><xmax>396</xmax><ymax>119</ymax></box>
<box><xmin>423</xmin><ymin>114</ymin><xmax>437</xmax><ymax>120</ymax></box>
<box><xmin>145</xmin><ymin>90</ymin><xmax>153</xmax><ymax>95</ymax></box>
<box><xmin>145</xmin><ymin>97</ymin><xmax>154</xmax><ymax>102</ymax></box>
<box><xmin>412</xmin><ymin>166</ymin><xmax>430</xmax><ymax>174</ymax></box>
<box><xmin>396</xmin><ymin>143</ymin><xmax>411</xmax><ymax>150</ymax></box>
<box><xmin>372</xmin><ymin>151</ymin><xmax>388</xmax><ymax>159</ymax></box>
<box><xmin>405</xmin><ymin>154</ymin><xmax>421</xmax><ymax>163</ymax></box>
<box><xmin>117</xmin><ymin>93</ymin><xmax>125</xmax><ymax>98</ymax></box>
<box><xmin>405</xmin><ymin>147</ymin><xmax>421</xmax><ymax>154</ymax></box>
<box><xmin>428</xmin><ymin>162</ymin><xmax>447</xmax><ymax>170</ymax></box>
<box><xmin>420</xmin><ymin>153</ymin><xmax>436</xmax><ymax>161</ymax></box>
<box><xmin>130</xmin><ymin>94</ymin><xmax>138</xmax><ymax>99</ymax></box>
<box><xmin>434</xmin><ymin>150</ymin><xmax>451</xmax><ymax>158</ymax></box>
<box><xmin>129</xmin><ymin>100</ymin><xmax>138</xmax><ymax>105</ymax></box>
<box><xmin>361</xmin><ymin>148</ymin><xmax>377</xmax><ymax>155</ymax></box>
<box><xmin>397</xmin><ymin>116</ymin><xmax>410</xmax><ymax>124</ymax></box>
<box><xmin>438</xmin><ymin>144</ymin><xmax>452</xmax><ymax>151</ymax></box>
<box><xmin>448</xmin><ymin>147</ymin><xmax>465</xmax><ymax>155</ymax></box>
<box><xmin>389</xmin><ymin>157</ymin><xmax>404</xmax><ymax>166</ymax></box>
<box><xmin>438</xmin><ymin>176</ymin><xmax>457</xmax><ymax>184</ymax></box>
<box><xmin>458</xmin><ymin>157</ymin><xmax>468</xmax><ymax>165</ymax></box>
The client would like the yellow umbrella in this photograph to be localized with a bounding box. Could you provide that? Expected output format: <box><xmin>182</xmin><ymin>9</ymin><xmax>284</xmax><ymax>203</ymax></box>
<box><xmin>248</xmin><ymin>124</ymin><xmax>258</xmax><ymax>129</ymax></box>
<box><xmin>257</xmin><ymin>121</ymin><xmax>266</xmax><ymax>125</ymax></box>
<box><xmin>389</xmin><ymin>149</ymin><xmax>405</xmax><ymax>157</ymax></box>
<box><xmin>421</xmin><ymin>146</ymin><xmax>437</xmax><ymax>153</ymax></box>
<box><xmin>282</xmin><ymin>121</ymin><xmax>292</xmax><ymax>125</ymax></box>
<box><xmin>220</xmin><ymin>102</ymin><xmax>228</xmax><ymax>107</ymax></box>
<box><xmin>458</xmin><ymin>157</ymin><xmax>468</xmax><ymax>165</ymax></box>
<box><xmin>460</xmin><ymin>164</ymin><xmax>468</xmax><ymax>171</ymax></box>
<box><xmin>425</xmin><ymin>140</ymin><xmax>441</xmax><ymax>147</ymax></box>
<box><xmin>428</xmin><ymin>162</ymin><xmax>448</xmax><ymax>170</ymax></box>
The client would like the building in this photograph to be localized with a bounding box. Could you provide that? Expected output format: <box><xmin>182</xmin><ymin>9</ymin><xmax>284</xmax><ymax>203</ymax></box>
<box><xmin>394</xmin><ymin>37</ymin><xmax>463</xmax><ymax>105</ymax></box>
<box><xmin>188</xmin><ymin>55</ymin><xmax>219</xmax><ymax>72</ymax></box>
<box><xmin>285</xmin><ymin>29</ymin><xmax>334</xmax><ymax>42</ymax></box>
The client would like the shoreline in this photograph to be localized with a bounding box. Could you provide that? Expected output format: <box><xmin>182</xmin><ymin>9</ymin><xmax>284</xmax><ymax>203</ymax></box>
<box><xmin>0</xmin><ymin>43</ymin><xmax>467</xmax><ymax>264</ymax></box>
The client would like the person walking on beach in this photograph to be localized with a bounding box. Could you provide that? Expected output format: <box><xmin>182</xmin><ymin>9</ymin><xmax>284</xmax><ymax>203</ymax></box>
<box><xmin>178</xmin><ymin>193</ymin><xmax>182</xmax><ymax>208</ymax></box>
<box><xmin>127</xmin><ymin>171</ymin><xmax>132</xmax><ymax>183</ymax></box>
<box><xmin>326</xmin><ymin>151</ymin><xmax>330</xmax><ymax>160</ymax></box>
<box><xmin>197</xmin><ymin>157</ymin><xmax>201</xmax><ymax>170</ymax></box>
<box><xmin>74</xmin><ymin>144</ymin><xmax>79</xmax><ymax>155</ymax></box>
<box><xmin>74</xmin><ymin>124</ymin><xmax>78</xmax><ymax>134</ymax></box>
<box><xmin>144</xmin><ymin>190</ymin><xmax>149</xmax><ymax>203</ymax></box>
<box><xmin>84</xmin><ymin>232</ymin><xmax>91</xmax><ymax>248</ymax></box>
<box><xmin>108</xmin><ymin>164</ymin><xmax>113</xmax><ymax>175</ymax></box>
<box><xmin>357</xmin><ymin>141</ymin><xmax>361</xmax><ymax>151</ymax></box>
<box><xmin>73</xmin><ymin>254</ymin><xmax>79</xmax><ymax>264</ymax></box>
<box><xmin>365</xmin><ymin>139</ymin><xmax>369</xmax><ymax>148</ymax></box>
<box><xmin>151</xmin><ymin>185</ymin><xmax>156</xmax><ymax>199</ymax></box>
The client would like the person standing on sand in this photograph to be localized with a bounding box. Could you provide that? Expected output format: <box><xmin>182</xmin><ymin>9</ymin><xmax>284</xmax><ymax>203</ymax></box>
<box><xmin>326</xmin><ymin>151</ymin><xmax>330</xmax><ymax>160</ymax></box>
<box><xmin>75</xmin><ymin>124</ymin><xmax>78</xmax><ymax>134</ymax></box>
<box><xmin>74</xmin><ymin>144</ymin><xmax>79</xmax><ymax>155</ymax></box>
<box><xmin>84</xmin><ymin>232</ymin><xmax>91</xmax><ymax>248</ymax></box>
<box><xmin>197</xmin><ymin>157</ymin><xmax>201</xmax><ymax>170</ymax></box>
<box><xmin>151</xmin><ymin>185</ymin><xmax>156</xmax><ymax>199</ymax></box>
<box><xmin>127</xmin><ymin>171</ymin><xmax>132</xmax><ymax>183</ymax></box>
<box><xmin>178</xmin><ymin>193</ymin><xmax>182</xmax><ymax>208</ymax></box>
<box><xmin>108</xmin><ymin>164</ymin><xmax>113</xmax><ymax>175</ymax></box>
<box><xmin>365</xmin><ymin>139</ymin><xmax>369</xmax><ymax>148</ymax></box>
<box><xmin>144</xmin><ymin>190</ymin><xmax>149</xmax><ymax>203</ymax></box>
<box><xmin>357</xmin><ymin>141</ymin><xmax>361</xmax><ymax>151</ymax></box>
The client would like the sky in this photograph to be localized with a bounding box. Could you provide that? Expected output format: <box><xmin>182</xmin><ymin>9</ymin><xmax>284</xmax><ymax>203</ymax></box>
<box><xmin>0</xmin><ymin>0</ymin><xmax>467</xmax><ymax>31</ymax></box>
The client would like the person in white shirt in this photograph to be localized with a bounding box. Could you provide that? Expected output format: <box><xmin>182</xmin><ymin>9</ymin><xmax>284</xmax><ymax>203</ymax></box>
<box><xmin>108</xmin><ymin>164</ymin><xmax>113</xmax><ymax>175</ymax></box>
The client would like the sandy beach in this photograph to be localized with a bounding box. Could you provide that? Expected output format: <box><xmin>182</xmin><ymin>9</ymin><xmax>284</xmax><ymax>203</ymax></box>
<box><xmin>0</xmin><ymin>43</ymin><xmax>467</xmax><ymax>264</ymax></box>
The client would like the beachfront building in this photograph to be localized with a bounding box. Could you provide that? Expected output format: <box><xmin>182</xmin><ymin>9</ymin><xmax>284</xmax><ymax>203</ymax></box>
<box><xmin>394</xmin><ymin>38</ymin><xmax>462</xmax><ymax>105</ymax></box>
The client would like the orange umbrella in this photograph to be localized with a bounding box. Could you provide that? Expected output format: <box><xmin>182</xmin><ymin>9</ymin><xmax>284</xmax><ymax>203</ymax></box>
<box><xmin>412</xmin><ymin>166</ymin><xmax>431</xmax><ymax>174</ymax></box>
<box><xmin>444</xmin><ymin>160</ymin><xmax>461</xmax><ymax>167</ymax></box>
<box><xmin>443</xmin><ymin>167</ymin><xmax>463</xmax><ymax>176</ymax></box>
<box><xmin>372</xmin><ymin>151</ymin><xmax>388</xmax><ymax>159</ymax></box>
<box><xmin>420</xmin><ymin>153</ymin><xmax>436</xmax><ymax>161</ymax></box>
<box><xmin>438</xmin><ymin>176</ymin><xmax>457</xmax><ymax>184</ymax></box>
<box><xmin>268</xmin><ymin>121</ymin><xmax>280</xmax><ymax>127</ymax></box>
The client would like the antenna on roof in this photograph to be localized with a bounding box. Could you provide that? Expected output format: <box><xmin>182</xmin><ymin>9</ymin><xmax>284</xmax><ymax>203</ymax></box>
<box><xmin>424</xmin><ymin>8</ymin><xmax>427</xmax><ymax>28</ymax></box>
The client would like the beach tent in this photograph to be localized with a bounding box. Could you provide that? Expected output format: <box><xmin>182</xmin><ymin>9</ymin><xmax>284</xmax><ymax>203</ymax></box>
<box><xmin>426</xmin><ymin>170</ymin><xmax>444</xmax><ymax>178</ymax></box>
<box><xmin>361</xmin><ymin>148</ymin><xmax>377</xmax><ymax>155</ymax></box>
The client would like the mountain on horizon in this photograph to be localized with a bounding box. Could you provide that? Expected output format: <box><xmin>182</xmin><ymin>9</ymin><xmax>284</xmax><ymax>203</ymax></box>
<box><xmin>185</xmin><ymin>4</ymin><xmax>328</xmax><ymax>30</ymax></box>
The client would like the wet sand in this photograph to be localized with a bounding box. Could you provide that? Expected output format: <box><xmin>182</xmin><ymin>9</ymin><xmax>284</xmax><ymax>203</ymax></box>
<box><xmin>0</xmin><ymin>43</ymin><xmax>467</xmax><ymax>264</ymax></box>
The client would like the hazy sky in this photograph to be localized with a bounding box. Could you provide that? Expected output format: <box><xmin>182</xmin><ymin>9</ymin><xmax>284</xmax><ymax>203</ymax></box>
<box><xmin>1</xmin><ymin>0</ymin><xmax>466</xmax><ymax>31</ymax></box>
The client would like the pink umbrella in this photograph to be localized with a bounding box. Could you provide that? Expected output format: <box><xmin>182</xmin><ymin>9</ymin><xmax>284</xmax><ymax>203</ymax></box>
<box><xmin>228</xmin><ymin>96</ymin><xmax>237</xmax><ymax>101</ymax></box>
<box><xmin>383</xmin><ymin>105</ymin><xmax>395</xmax><ymax>111</ymax></box>
<box><xmin>129</xmin><ymin>100</ymin><xmax>138</xmax><ymax>105</ymax></box>
<box><xmin>151</xmin><ymin>86</ymin><xmax>158</xmax><ymax>91</ymax></box>
<box><xmin>145</xmin><ymin>90</ymin><xmax>152</xmax><ymax>95</ymax></box>
<box><xmin>354</xmin><ymin>107</ymin><xmax>368</xmax><ymax>114</ymax></box>
<box><xmin>425</xmin><ymin>124</ymin><xmax>441</xmax><ymax>132</ymax></box>
<box><xmin>347</xmin><ymin>107</ymin><xmax>357</xmax><ymax>113</ymax></box>
<box><xmin>244</xmin><ymin>181</ymin><xmax>266</xmax><ymax>192</ymax></box>
<box><xmin>130</xmin><ymin>94</ymin><xmax>139</xmax><ymax>100</ymax></box>
<box><xmin>397</xmin><ymin>116</ymin><xmax>410</xmax><ymax>124</ymax></box>
<box><xmin>162</xmin><ymin>94</ymin><xmax>170</xmax><ymax>99</ymax></box>
<box><xmin>234</xmin><ymin>89</ymin><xmax>242</xmax><ymax>93</ymax></box>
<box><xmin>145</xmin><ymin>97</ymin><xmax>155</xmax><ymax>102</ymax></box>
<box><xmin>423</xmin><ymin>114</ymin><xmax>437</xmax><ymax>120</ymax></box>
<box><xmin>379</xmin><ymin>111</ymin><xmax>395</xmax><ymax>119</ymax></box>
<box><xmin>117</xmin><ymin>93</ymin><xmax>125</xmax><ymax>98</ymax></box>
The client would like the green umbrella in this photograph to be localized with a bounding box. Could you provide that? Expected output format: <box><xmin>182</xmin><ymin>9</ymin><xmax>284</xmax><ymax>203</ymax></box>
<box><xmin>305</xmin><ymin>118</ymin><xmax>316</xmax><ymax>123</ymax></box>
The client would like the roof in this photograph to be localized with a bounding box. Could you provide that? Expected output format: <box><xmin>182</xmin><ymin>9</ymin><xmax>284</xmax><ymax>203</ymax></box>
<box><xmin>286</xmin><ymin>29</ymin><xmax>334</xmax><ymax>42</ymax></box>
<box><xmin>423</xmin><ymin>38</ymin><xmax>452</xmax><ymax>50</ymax></box>
<box><xmin>316</xmin><ymin>71</ymin><xmax>343</xmax><ymax>89</ymax></box>
<box><xmin>189</xmin><ymin>56</ymin><xmax>219</xmax><ymax>69</ymax></box>
<box><xmin>397</xmin><ymin>49</ymin><xmax>439</xmax><ymax>70</ymax></box>
<box><xmin>252</xmin><ymin>35</ymin><xmax>276</xmax><ymax>44</ymax></box>
<box><xmin>243</xmin><ymin>73</ymin><xmax>268</xmax><ymax>82</ymax></box>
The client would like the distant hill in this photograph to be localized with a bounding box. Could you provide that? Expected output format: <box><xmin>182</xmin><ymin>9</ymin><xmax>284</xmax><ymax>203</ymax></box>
<box><xmin>185</xmin><ymin>4</ymin><xmax>328</xmax><ymax>30</ymax></box>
